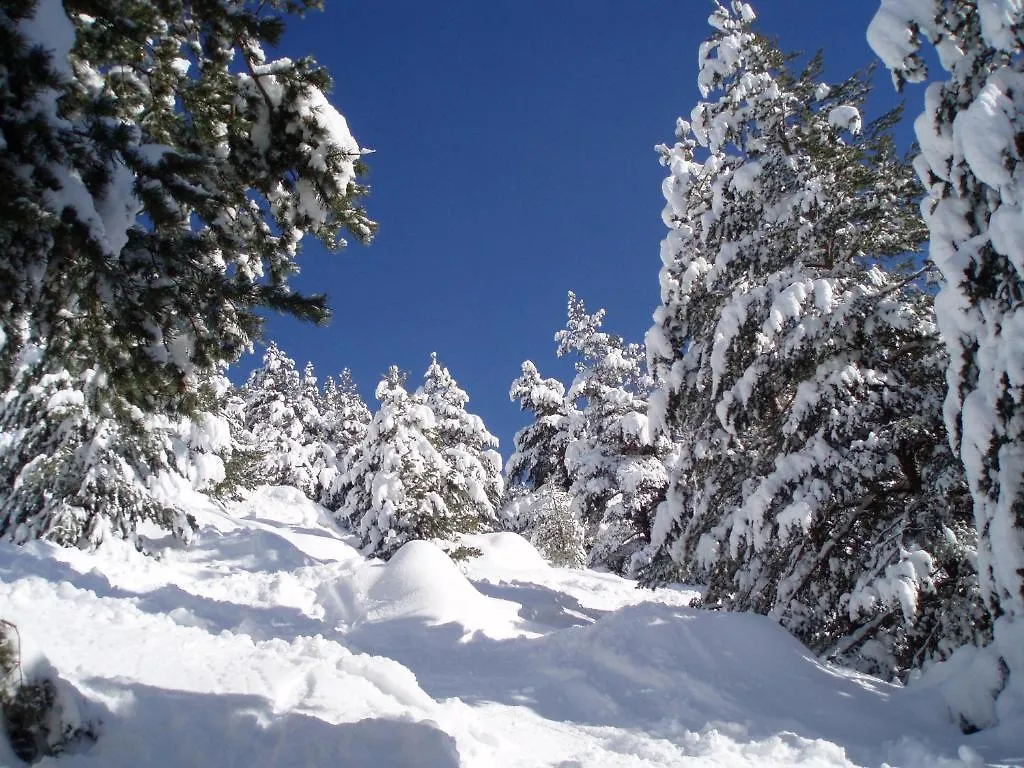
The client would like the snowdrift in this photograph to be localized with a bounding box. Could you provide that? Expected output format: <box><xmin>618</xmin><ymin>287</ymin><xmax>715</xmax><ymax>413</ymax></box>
<box><xmin>0</xmin><ymin>486</ymin><xmax>1019</xmax><ymax>767</ymax></box>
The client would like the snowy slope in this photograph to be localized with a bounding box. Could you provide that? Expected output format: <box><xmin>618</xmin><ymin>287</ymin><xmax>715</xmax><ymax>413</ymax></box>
<box><xmin>0</xmin><ymin>487</ymin><xmax>1020</xmax><ymax>767</ymax></box>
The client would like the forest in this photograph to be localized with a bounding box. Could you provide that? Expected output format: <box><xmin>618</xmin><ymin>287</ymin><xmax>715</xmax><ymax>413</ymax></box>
<box><xmin>0</xmin><ymin>0</ymin><xmax>1022</xmax><ymax>764</ymax></box>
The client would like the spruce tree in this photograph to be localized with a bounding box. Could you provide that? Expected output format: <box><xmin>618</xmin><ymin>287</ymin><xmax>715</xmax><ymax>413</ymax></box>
<box><xmin>868</xmin><ymin>0</ymin><xmax>1024</xmax><ymax>716</ymax></box>
<box><xmin>506</xmin><ymin>361</ymin><xmax>575</xmax><ymax>492</ymax></box>
<box><xmin>419</xmin><ymin>353</ymin><xmax>504</xmax><ymax>526</ymax></box>
<box><xmin>340</xmin><ymin>366</ymin><xmax>480</xmax><ymax>559</ymax></box>
<box><xmin>0</xmin><ymin>0</ymin><xmax>373</xmax><ymax>546</ymax></box>
<box><xmin>322</xmin><ymin>369</ymin><xmax>371</xmax><ymax>456</ymax></box>
<box><xmin>241</xmin><ymin>343</ymin><xmax>320</xmax><ymax>499</ymax></box>
<box><xmin>320</xmin><ymin>369</ymin><xmax>371</xmax><ymax>508</ymax></box>
<box><xmin>644</xmin><ymin>1</ymin><xmax>982</xmax><ymax>677</ymax></box>
<box><xmin>556</xmin><ymin>293</ymin><xmax>668</xmax><ymax>575</ymax></box>
<box><xmin>160</xmin><ymin>372</ymin><xmax>236</xmax><ymax>496</ymax></box>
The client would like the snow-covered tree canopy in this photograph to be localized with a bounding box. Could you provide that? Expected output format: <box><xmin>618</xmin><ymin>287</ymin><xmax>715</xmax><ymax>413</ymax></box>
<box><xmin>868</xmin><ymin>0</ymin><xmax>1024</xmax><ymax>727</ymax></box>
<box><xmin>1</xmin><ymin>0</ymin><xmax>375</xmax><ymax>406</ymax></box>
<box><xmin>340</xmin><ymin>360</ymin><xmax>501</xmax><ymax>559</ymax></box>
<box><xmin>642</xmin><ymin>0</ymin><xmax>980</xmax><ymax>680</ymax></box>
<box><xmin>506</xmin><ymin>361</ymin><xmax>574</xmax><ymax>492</ymax></box>
<box><xmin>869</xmin><ymin>0</ymin><xmax>1024</xmax><ymax>629</ymax></box>
<box><xmin>419</xmin><ymin>353</ymin><xmax>504</xmax><ymax>521</ymax></box>
<box><xmin>0</xmin><ymin>0</ymin><xmax>374</xmax><ymax>545</ymax></box>
<box><xmin>556</xmin><ymin>293</ymin><xmax>667</xmax><ymax>575</ymax></box>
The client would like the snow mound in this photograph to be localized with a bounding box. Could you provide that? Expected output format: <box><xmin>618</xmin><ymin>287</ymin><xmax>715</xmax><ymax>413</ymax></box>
<box><xmin>361</xmin><ymin>540</ymin><xmax>524</xmax><ymax>639</ymax></box>
<box><xmin>461</xmin><ymin>531</ymin><xmax>550</xmax><ymax>571</ymax></box>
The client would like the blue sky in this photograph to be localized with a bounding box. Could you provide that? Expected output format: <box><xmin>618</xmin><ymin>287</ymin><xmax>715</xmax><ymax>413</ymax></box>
<box><xmin>238</xmin><ymin>0</ymin><xmax>906</xmax><ymax>455</ymax></box>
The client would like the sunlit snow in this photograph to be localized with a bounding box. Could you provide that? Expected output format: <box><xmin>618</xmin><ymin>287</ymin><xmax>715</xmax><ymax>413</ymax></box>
<box><xmin>0</xmin><ymin>487</ymin><xmax>1018</xmax><ymax>766</ymax></box>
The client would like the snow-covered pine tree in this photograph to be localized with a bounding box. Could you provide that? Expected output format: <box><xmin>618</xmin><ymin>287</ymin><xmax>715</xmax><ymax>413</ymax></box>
<box><xmin>160</xmin><ymin>372</ymin><xmax>236</xmax><ymax>497</ymax></box>
<box><xmin>319</xmin><ymin>369</ymin><xmax>371</xmax><ymax>508</ymax></box>
<box><xmin>340</xmin><ymin>366</ymin><xmax>490</xmax><ymax>559</ymax></box>
<box><xmin>323</xmin><ymin>370</ymin><xmax>371</xmax><ymax>456</ymax></box>
<box><xmin>296</xmin><ymin>361</ymin><xmax>337</xmax><ymax>502</ymax></box>
<box><xmin>521</xmin><ymin>486</ymin><xmax>587</xmax><ymax>569</ymax></box>
<box><xmin>0</xmin><ymin>0</ymin><xmax>373</xmax><ymax>546</ymax></box>
<box><xmin>868</xmin><ymin>0</ymin><xmax>1024</xmax><ymax>719</ymax></box>
<box><xmin>0</xmin><ymin>364</ymin><xmax>195</xmax><ymax>545</ymax></box>
<box><xmin>506</xmin><ymin>362</ymin><xmax>575</xmax><ymax>493</ymax></box>
<box><xmin>214</xmin><ymin>378</ymin><xmax>266</xmax><ymax>499</ymax></box>
<box><xmin>643</xmin><ymin>1</ymin><xmax>982</xmax><ymax>678</ymax></box>
<box><xmin>556</xmin><ymin>293</ymin><xmax>668</xmax><ymax>575</ymax></box>
<box><xmin>241</xmin><ymin>343</ymin><xmax>321</xmax><ymax>498</ymax></box>
<box><xmin>420</xmin><ymin>353</ymin><xmax>503</xmax><ymax>527</ymax></box>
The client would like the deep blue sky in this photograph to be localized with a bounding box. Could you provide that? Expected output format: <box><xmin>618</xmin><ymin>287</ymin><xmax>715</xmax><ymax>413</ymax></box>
<box><xmin>235</xmin><ymin>1</ymin><xmax>905</xmax><ymax>456</ymax></box>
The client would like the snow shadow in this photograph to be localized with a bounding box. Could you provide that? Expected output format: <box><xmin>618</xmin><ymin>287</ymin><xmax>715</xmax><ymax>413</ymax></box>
<box><xmin>71</xmin><ymin>679</ymin><xmax>461</xmax><ymax>768</ymax></box>
<box><xmin>347</xmin><ymin>603</ymin><xmax>959</xmax><ymax>767</ymax></box>
<box><xmin>470</xmin><ymin>579</ymin><xmax>607</xmax><ymax>631</ymax></box>
<box><xmin>185</xmin><ymin>527</ymin><xmax>324</xmax><ymax>572</ymax></box>
<box><xmin>0</xmin><ymin>553</ymin><xmax>331</xmax><ymax>644</ymax></box>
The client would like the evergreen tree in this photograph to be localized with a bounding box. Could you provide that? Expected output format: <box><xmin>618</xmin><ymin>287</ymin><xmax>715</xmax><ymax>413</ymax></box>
<box><xmin>868</xmin><ymin>0</ymin><xmax>1024</xmax><ymax>717</ymax></box>
<box><xmin>506</xmin><ymin>361</ymin><xmax>575</xmax><ymax>492</ymax></box>
<box><xmin>215</xmin><ymin>378</ymin><xmax>266</xmax><ymax>499</ymax></box>
<box><xmin>340</xmin><ymin>366</ymin><xmax>483</xmax><ymax>559</ymax></box>
<box><xmin>0</xmin><ymin>0</ymin><xmax>373</xmax><ymax>546</ymax></box>
<box><xmin>556</xmin><ymin>293</ymin><xmax>668</xmax><ymax>575</ymax></box>
<box><xmin>419</xmin><ymin>353</ymin><xmax>504</xmax><ymax>525</ymax></box>
<box><xmin>319</xmin><ymin>369</ymin><xmax>371</xmax><ymax>509</ymax></box>
<box><xmin>241</xmin><ymin>343</ymin><xmax>320</xmax><ymax>498</ymax></box>
<box><xmin>0</xmin><ymin>365</ymin><xmax>194</xmax><ymax>545</ymax></box>
<box><xmin>296</xmin><ymin>360</ymin><xmax>335</xmax><ymax>502</ymax></box>
<box><xmin>160</xmin><ymin>372</ymin><xmax>236</xmax><ymax>496</ymax></box>
<box><xmin>322</xmin><ymin>369</ymin><xmax>371</xmax><ymax>455</ymax></box>
<box><xmin>644</xmin><ymin>1</ymin><xmax>981</xmax><ymax>678</ymax></box>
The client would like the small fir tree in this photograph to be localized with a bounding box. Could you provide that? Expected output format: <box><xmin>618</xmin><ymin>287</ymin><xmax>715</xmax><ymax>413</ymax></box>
<box><xmin>241</xmin><ymin>343</ymin><xmax>321</xmax><ymax>499</ymax></box>
<box><xmin>420</xmin><ymin>353</ymin><xmax>504</xmax><ymax>525</ymax></box>
<box><xmin>340</xmin><ymin>366</ymin><xmax>490</xmax><ymax>559</ymax></box>
<box><xmin>506</xmin><ymin>361</ymin><xmax>575</xmax><ymax>492</ymax></box>
<box><xmin>556</xmin><ymin>293</ymin><xmax>668</xmax><ymax>575</ymax></box>
<box><xmin>320</xmin><ymin>369</ymin><xmax>371</xmax><ymax>508</ymax></box>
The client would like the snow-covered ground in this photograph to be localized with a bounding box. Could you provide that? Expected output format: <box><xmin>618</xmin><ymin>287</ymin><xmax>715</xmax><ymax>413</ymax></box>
<box><xmin>0</xmin><ymin>487</ymin><xmax>1020</xmax><ymax>767</ymax></box>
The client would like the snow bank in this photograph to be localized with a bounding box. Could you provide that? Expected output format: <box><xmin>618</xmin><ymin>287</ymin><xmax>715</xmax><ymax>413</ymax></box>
<box><xmin>0</xmin><ymin>485</ymin><xmax>1017</xmax><ymax>766</ymax></box>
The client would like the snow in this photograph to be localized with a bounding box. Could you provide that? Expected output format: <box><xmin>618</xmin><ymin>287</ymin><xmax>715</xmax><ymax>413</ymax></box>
<box><xmin>828</xmin><ymin>105</ymin><xmax>862</xmax><ymax>134</ymax></box>
<box><xmin>18</xmin><ymin>0</ymin><xmax>76</xmax><ymax>80</ymax></box>
<box><xmin>0</xmin><ymin>486</ymin><xmax>1019</xmax><ymax>767</ymax></box>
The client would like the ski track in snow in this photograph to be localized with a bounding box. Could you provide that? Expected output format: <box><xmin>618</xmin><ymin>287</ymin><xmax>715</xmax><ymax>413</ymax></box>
<box><xmin>0</xmin><ymin>486</ymin><xmax>1019</xmax><ymax>767</ymax></box>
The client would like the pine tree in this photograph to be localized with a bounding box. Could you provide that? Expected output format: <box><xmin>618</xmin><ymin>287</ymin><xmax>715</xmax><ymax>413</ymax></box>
<box><xmin>556</xmin><ymin>293</ymin><xmax>668</xmax><ymax>575</ymax></box>
<box><xmin>214</xmin><ymin>378</ymin><xmax>266</xmax><ymax>499</ymax></box>
<box><xmin>0</xmin><ymin>0</ymin><xmax>374</xmax><ymax>546</ymax></box>
<box><xmin>527</xmin><ymin>487</ymin><xmax>587</xmax><ymax>569</ymax></box>
<box><xmin>241</xmin><ymin>343</ymin><xmax>320</xmax><ymax>498</ymax></box>
<box><xmin>868</xmin><ymin>0</ymin><xmax>1024</xmax><ymax>717</ymax></box>
<box><xmin>506</xmin><ymin>361</ymin><xmax>575</xmax><ymax>492</ymax></box>
<box><xmin>160</xmin><ymin>372</ymin><xmax>236</xmax><ymax>496</ymax></box>
<box><xmin>340</xmin><ymin>366</ymin><xmax>480</xmax><ymax>559</ymax></box>
<box><xmin>643</xmin><ymin>1</ymin><xmax>982</xmax><ymax>678</ymax></box>
<box><xmin>419</xmin><ymin>353</ymin><xmax>504</xmax><ymax>526</ymax></box>
<box><xmin>319</xmin><ymin>368</ymin><xmax>371</xmax><ymax>509</ymax></box>
<box><xmin>323</xmin><ymin>369</ymin><xmax>371</xmax><ymax>455</ymax></box>
<box><xmin>0</xmin><ymin>366</ymin><xmax>194</xmax><ymax>545</ymax></box>
<box><xmin>296</xmin><ymin>361</ymin><xmax>336</xmax><ymax>502</ymax></box>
